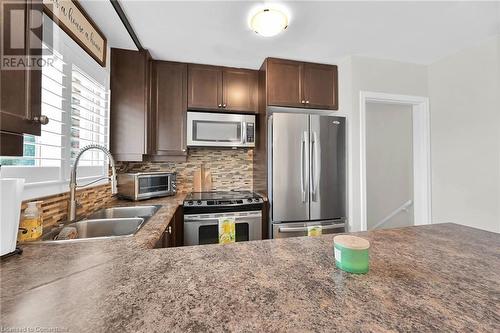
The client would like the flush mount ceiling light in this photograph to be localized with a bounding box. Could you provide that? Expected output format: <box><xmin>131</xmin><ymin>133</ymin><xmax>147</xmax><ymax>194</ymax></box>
<box><xmin>249</xmin><ymin>8</ymin><xmax>288</xmax><ymax>37</ymax></box>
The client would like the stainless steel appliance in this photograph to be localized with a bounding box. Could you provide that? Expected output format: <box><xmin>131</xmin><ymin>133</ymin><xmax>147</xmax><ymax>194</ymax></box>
<box><xmin>183</xmin><ymin>191</ymin><xmax>263</xmax><ymax>246</ymax></box>
<box><xmin>187</xmin><ymin>111</ymin><xmax>255</xmax><ymax>148</ymax></box>
<box><xmin>268</xmin><ymin>108</ymin><xmax>347</xmax><ymax>238</ymax></box>
<box><xmin>117</xmin><ymin>172</ymin><xmax>176</xmax><ymax>201</ymax></box>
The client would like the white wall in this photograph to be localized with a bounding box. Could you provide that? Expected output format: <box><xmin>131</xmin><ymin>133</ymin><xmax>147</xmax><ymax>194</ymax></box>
<box><xmin>344</xmin><ymin>56</ymin><xmax>428</xmax><ymax>231</ymax></box>
<box><xmin>428</xmin><ymin>36</ymin><xmax>500</xmax><ymax>233</ymax></box>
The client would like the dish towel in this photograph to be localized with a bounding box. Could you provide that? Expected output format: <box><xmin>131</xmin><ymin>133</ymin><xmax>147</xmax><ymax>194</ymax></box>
<box><xmin>307</xmin><ymin>225</ymin><xmax>322</xmax><ymax>237</ymax></box>
<box><xmin>219</xmin><ymin>217</ymin><xmax>236</xmax><ymax>244</ymax></box>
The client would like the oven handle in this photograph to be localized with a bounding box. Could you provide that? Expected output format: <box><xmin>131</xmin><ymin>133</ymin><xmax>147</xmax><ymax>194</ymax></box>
<box><xmin>184</xmin><ymin>212</ymin><xmax>262</xmax><ymax>222</ymax></box>
<box><xmin>278</xmin><ymin>223</ymin><xmax>345</xmax><ymax>233</ymax></box>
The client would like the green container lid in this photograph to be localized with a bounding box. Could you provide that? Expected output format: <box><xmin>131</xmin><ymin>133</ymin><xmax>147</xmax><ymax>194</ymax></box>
<box><xmin>333</xmin><ymin>235</ymin><xmax>370</xmax><ymax>274</ymax></box>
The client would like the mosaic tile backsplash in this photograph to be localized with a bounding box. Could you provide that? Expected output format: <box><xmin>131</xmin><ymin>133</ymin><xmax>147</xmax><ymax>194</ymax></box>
<box><xmin>117</xmin><ymin>148</ymin><xmax>254</xmax><ymax>193</ymax></box>
<box><xmin>20</xmin><ymin>149</ymin><xmax>253</xmax><ymax>231</ymax></box>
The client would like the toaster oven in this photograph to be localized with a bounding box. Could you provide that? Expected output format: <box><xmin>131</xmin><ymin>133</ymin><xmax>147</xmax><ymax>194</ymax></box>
<box><xmin>117</xmin><ymin>172</ymin><xmax>176</xmax><ymax>201</ymax></box>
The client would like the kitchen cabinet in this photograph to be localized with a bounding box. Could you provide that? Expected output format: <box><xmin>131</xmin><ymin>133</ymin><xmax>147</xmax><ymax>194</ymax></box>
<box><xmin>0</xmin><ymin>0</ymin><xmax>43</xmax><ymax>155</ymax></box>
<box><xmin>188</xmin><ymin>64</ymin><xmax>258</xmax><ymax>113</ymax></box>
<box><xmin>155</xmin><ymin>205</ymin><xmax>183</xmax><ymax>248</ymax></box>
<box><xmin>110</xmin><ymin>48</ymin><xmax>151</xmax><ymax>161</ymax></box>
<box><xmin>265</xmin><ymin>58</ymin><xmax>338</xmax><ymax>110</ymax></box>
<box><xmin>150</xmin><ymin>61</ymin><xmax>187</xmax><ymax>158</ymax></box>
<box><xmin>187</xmin><ymin>64</ymin><xmax>222</xmax><ymax>111</ymax></box>
<box><xmin>266</xmin><ymin>58</ymin><xmax>303</xmax><ymax>108</ymax></box>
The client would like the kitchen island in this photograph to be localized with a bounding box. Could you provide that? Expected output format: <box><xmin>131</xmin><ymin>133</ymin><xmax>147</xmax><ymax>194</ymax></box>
<box><xmin>1</xmin><ymin>222</ymin><xmax>499</xmax><ymax>332</ymax></box>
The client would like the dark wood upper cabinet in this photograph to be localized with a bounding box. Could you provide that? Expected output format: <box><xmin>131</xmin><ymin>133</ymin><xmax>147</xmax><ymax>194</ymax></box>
<box><xmin>266</xmin><ymin>58</ymin><xmax>303</xmax><ymax>108</ymax></box>
<box><xmin>303</xmin><ymin>63</ymin><xmax>338</xmax><ymax>110</ymax></box>
<box><xmin>187</xmin><ymin>64</ymin><xmax>222</xmax><ymax>111</ymax></box>
<box><xmin>222</xmin><ymin>68</ymin><xmax>258</xmax><ymax>113</ymax></box>
<box><xmin>188</xmin><ymin>64</ymin><xmax>258</xmax><ymax>113</ymax></box>
<box><xmin>150</xmin><ymin>61</ymin><xmax>187</xmax><ymax>157</ymax></box>
<box><xmin>110</xmin><ymin>48</ymin><xmax>151</xmax><ymax>161</ymax></box>
<box><xmin>265</xmin><ymin>58</ymin><xmax>338</xmax><ymax>110</ymax></box>
<box><xmin>0</xmin><ymin>0</ymin><xmax>43</xmax><ymax>156</ymax></box>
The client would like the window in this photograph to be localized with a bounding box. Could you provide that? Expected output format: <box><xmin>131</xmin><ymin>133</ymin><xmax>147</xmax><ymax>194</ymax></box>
<box><xmin>0</xmin><ymin>15</ymin><xmax>110</xmax><ymax>199</ymax></box>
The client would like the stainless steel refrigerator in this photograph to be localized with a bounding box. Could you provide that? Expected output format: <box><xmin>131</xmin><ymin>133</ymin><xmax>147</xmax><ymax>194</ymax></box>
<box><xmin>268</xmin><ymin>109</ymin><xmax>346</xmax><ymax>238</ymax></box>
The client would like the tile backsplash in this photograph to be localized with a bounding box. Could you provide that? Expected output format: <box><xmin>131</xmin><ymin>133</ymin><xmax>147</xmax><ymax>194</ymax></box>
<box><xmin>19</xmin><ymin>148</ymin><xmax>253</xmax><ymax>231</ymax></box>
<box><xmin>117</xmin><ymin>148</ymin><xmax>254</xmax><ymax>193</ymax></box>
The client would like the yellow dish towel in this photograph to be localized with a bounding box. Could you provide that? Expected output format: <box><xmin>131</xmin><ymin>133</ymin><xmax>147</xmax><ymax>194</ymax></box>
<box><xmin>219</xmin><ymin>217</ymin><xmax>236</xmax><ymax>244</ymax></box>
<box><xmin>307</xmin><ymin>225</ymin><xmax>322</xmax><ymax>237</ymax></box>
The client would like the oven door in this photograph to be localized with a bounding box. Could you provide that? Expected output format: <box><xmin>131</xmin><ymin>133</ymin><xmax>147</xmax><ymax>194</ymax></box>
<box><xmin>186</xmin><ymin>112</ymin><xmax>255</xmax><ymax>147</ymax></box>
<box><xmin>184</xmin><ymin>211</ymin><xmax>262</xmax><ymax>246</ymax></box>
<box><xmin>272</xmin><ymin>219</ymin><xmax>345</xmax><ymax>239</ymax></box>
<box><xmin>137</xmin><ymin>174</ymin><xmax>170</xmax><ymax>199</ymax></box>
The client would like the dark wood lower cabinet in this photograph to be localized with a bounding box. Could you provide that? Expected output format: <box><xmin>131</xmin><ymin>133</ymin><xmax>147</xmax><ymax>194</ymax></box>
<box><xmin>155</xmin><ymin>205</ymin><xmax>183</xmax><ymax>248</ymax></box>
<box><xmin>150</xmin><ymin>61</ymin><xmax>187</xmax><ymax>158</ymax></box>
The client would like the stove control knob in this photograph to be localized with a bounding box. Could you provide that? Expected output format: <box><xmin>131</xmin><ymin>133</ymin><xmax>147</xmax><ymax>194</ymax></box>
<box><xmin>187</xmin><ymin>201</ymin><xmax>194</xmax><ymax>206</ymax></box>
<box><xmin>197</xmin><ymin>200</ymin><xmax>202</xmax><ymax>205</ymax></box>
<box><xmin>254</xmin><ymin>199</ymin><xmax>260</xmax><ymax>203</ymax></box>
<box><xmin>247</xmin><ymin>198</ymin><xmax>253</xmax><ymax>202</ymax></box>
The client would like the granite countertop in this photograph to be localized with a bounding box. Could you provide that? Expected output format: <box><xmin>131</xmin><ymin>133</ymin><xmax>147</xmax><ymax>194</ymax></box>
<box><xmin>1</xmin><ymin>220</ymin><xmax>500</xmax><ymax>332</ymax></box>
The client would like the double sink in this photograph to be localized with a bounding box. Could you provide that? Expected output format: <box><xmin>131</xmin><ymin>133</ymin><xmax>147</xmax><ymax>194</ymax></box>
<box><xmin>41</xmin><ymin>205</ymin><xmax>161</xmax><ymax>242</ymax></box>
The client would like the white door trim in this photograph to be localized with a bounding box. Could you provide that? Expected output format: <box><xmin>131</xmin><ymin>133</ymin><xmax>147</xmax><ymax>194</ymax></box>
<box><xmin>359</xmin><ymin>91</ymin><xmax>431</xmax><ymax>231</ymax></box>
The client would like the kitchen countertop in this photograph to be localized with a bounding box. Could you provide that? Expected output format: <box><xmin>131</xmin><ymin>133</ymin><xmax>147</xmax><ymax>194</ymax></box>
<box><xmin>1</xmin><ymin>220</ymin><xmax>499</xmax><ymax>332</ymax></box>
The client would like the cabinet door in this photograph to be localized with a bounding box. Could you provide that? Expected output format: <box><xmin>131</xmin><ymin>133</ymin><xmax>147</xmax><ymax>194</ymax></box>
<box><xmin>266</xmin><ymin>58</ymin><xmax>303</xmax><ymax>108</ymax></box>
<box><xmin>303</xmin><ymin>63</ymin><xmax>338</xmax><ymax>110</ymax></box>
<box><xmin>0</xmin><ymin>0</ymin><xmax>42</xmax><ymax>137</ymax></box>
<box><xmin>187</xmin><ymin>64</ymin><xmax>222</xmax><ymax>110</ymax></box>
<box><xmin>151</xmin><ymin>61</ymin><xmax>187</xmax><ymax>156</ymax></box>
<box><xmin>222</xmin><ymin>68</ymin><xmax>258</xmax><ymax>113</ymax></box>
<box><xmin>110</xmin><ymin>49</ymin><xmax>150</xmax><ymax>161</ymax></box>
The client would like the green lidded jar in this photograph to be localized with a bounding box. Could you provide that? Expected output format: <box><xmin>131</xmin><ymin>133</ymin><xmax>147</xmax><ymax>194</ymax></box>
<box><xmin>333</xmin><ymin>235</ymin><xmax>370</xmax><ymax>274</ymax></box>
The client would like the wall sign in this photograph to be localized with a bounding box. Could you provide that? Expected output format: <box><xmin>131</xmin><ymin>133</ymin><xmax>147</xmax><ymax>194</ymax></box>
<box><xmin>43</xmin><ymin>0</ymin><xmax>107</xmax><ymax>67</ymax></box>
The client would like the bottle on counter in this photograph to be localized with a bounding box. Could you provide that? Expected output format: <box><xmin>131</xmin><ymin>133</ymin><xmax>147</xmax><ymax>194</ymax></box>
<box><xmin>18</xmin><ymin>201</ymin><xmax>43</xmax><ymax>242</ymax></box>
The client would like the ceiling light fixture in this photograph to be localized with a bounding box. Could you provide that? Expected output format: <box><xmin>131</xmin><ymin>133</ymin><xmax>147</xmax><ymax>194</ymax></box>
<box><xmin>249</xmin><ymin>8</ymin><xmax>288</xmax><ymax>37</ymax></box>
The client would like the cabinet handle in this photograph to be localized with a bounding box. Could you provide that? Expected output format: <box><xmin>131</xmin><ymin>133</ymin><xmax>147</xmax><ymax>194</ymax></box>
<box><xmin>218</xmin><ymin>104</ymin><xmax>222</xmax><ymax>108</ymax></box>
<box><xmin>305</xmin><ymin>100</ymin><xmax>310</xmax><ymax>104</ymax></box>
<box><xmin>168</xmin><ymin>226</ymin><xmax>172</xmax><ymax>234</ymax></box>
<box><xmin>301</xmin><ymin>100</ymin><xmax>305</xmax><ymax>104</ymax></box>
<box><xmin>33</xmin><ymin>115</ymin><xmax>49</xmax><ymax>125</ymax></box>
<box><xmin>222</xmin><ymin>104</ymin><xmax>226</xmax><ymax>108</ymax></box>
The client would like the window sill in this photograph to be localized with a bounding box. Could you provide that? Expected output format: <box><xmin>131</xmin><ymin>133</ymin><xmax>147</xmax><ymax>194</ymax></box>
<box><xmin>22</xmin><ymin>176</ymin><xmax>109</xmax><ymax>201</ymax></box>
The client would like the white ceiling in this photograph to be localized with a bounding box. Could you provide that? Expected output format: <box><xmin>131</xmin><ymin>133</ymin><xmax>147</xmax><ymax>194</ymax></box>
<box><xmin>78</xmin><ymin>0</ymin><xmax>137</xmax><ymax>50</ymax></box>
<box><xmin>82</xmin><ymin>1</ymin><xmax>500</xmax><ymax>69</ymax></box>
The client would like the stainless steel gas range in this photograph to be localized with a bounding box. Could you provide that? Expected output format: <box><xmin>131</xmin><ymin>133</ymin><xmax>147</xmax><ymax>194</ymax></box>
<box><xmin>183</xmin><ymin>191</ymin><xmax>263</xmax><ymax>246</ymax></box>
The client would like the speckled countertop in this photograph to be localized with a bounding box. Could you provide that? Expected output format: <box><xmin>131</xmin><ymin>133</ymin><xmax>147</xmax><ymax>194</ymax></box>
<box><xmin>1</xmin><ymin>214</ymin><xmax>499</xmax><ymax>332</ymax></box>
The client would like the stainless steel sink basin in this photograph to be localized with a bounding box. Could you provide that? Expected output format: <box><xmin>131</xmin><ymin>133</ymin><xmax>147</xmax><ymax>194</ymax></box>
<box><xmin>86</xmin><ymin>205</ymin><xmax>161</xmax><ymax>219</ymax></box>
<box><xmin>38</xmin><ymin>205</ymin><xmax>161</xmax><ymax>243</ymax></box>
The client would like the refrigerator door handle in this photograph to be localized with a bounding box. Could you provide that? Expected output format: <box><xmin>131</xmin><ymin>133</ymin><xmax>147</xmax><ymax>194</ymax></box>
<box><xmin>311</xmin><ymin>131</ymin><xmax>319</xmax><ymax>199</ymax></box>
<box><xmin>300</xmin><ymin>132</ymin><xmax>306</xmax><ymax>202</ymax></box>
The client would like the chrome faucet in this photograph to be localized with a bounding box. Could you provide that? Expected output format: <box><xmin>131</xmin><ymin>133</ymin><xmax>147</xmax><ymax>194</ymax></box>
<box><xmin>68</xmin><ymin>144</ymin><xmax>117</xmax><ymax>222</ymax></box>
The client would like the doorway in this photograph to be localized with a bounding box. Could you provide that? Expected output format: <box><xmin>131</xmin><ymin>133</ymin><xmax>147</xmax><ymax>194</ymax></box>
<box><xmin>366</xmin><ymin>102</ymin><xmax>414</xmax><ymax>230</ymax></box>
<box><xmin>359</xmin><ymin>92</ymin><xmax>431</xmax><ymax>231</ymax></box>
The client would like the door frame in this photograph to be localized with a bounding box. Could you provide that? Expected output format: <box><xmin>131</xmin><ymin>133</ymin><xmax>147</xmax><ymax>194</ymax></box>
<box><xmin>359</xmin><ymin>91</ymin><xmax>431</xmax><ymax>231</ymax></box>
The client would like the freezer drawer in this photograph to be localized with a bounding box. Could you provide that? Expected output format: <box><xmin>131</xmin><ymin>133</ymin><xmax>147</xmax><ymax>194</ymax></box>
<box><xmin>272</xmin><ymin>220</ymin><xmax>345</xmax><ymax>239</ymax></box>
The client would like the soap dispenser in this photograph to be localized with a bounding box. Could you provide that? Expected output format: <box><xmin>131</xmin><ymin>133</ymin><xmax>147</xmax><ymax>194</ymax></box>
<box><xmin>18</xmin><ymin>201</ymin><xmax>43</xmax><ymax>242</ymax></box>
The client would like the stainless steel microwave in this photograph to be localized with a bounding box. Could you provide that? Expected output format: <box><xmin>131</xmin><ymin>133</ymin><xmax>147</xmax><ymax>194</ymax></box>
<box><xmin>186</xmin><ymin>112</ymin><xmax>255</xmax><ymax>148</ymax></box>
<box><xmin>117</xmin><ymin>172</ymin><xmax>176</xmax><ymax>201</ymax></box>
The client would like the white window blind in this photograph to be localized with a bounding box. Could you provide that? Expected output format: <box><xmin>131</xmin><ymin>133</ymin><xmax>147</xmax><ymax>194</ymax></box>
<box><xmin>70</xmin><ymin>65</ymin><xmax>109</xmax><ymax>166</ymax></box>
